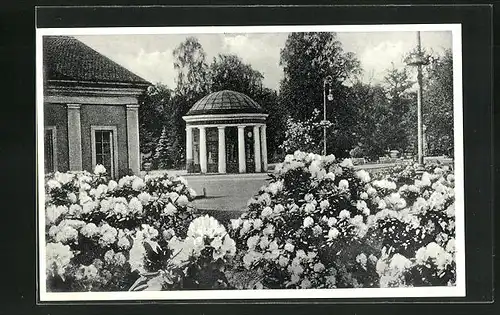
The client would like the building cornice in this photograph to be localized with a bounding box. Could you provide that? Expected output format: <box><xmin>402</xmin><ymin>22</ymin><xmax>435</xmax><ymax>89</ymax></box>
<box><xmin>46</xmin><ymin>82</ymin><xmax>147</xmax><ymax>97</ymax></box>
<box><xmin>66</xmin><ymin>103</ymin><xmax>81</xmax><ymax>110</ymax></box>
<box><xmin>183</xmin><ymin>113</ymin><xmax>268</xmax><ymax>124</ymax></box>
<box><xmin>48</xmin><ymin>79</ymin><xmax>150</xmax><ymax>88</ymax></box>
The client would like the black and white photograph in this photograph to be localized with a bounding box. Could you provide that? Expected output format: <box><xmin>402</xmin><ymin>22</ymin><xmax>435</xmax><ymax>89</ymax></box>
<box><xmin>37</xmin><ymin>24</ymin><xmax>465</xmax><ymax>300</ymax></box>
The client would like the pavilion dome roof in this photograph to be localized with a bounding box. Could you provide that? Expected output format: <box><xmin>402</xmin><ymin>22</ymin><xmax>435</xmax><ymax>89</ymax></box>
<box><xmin>186</xmin><ymin>90</ymin><xmax>266</xmax><ymax>116</ymax></box>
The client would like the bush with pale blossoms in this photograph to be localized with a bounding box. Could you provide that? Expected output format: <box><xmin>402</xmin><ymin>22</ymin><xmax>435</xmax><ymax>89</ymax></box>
<box><xmin>228</xmin><ymin>151</ymin><xmax>380</xmax><ymax>289</ymax></box>
<box><xmin>129</xmin><ymin>215</ymin><xmax>237</xmax><ymax>291</ymax></box>
<box><xmin>363</xmin><ymin>162</ymin><xmax>457</xmax><ymax>287</ymax></box>
<box><xmin>44</xmin><ymin>165</ymin><xmax>199</xmax><ymax>292</ymax></box>
<box><xmin>228</xmin><ymin>152</ymin><xmax>457</xmax><ymax>289</ymax></box>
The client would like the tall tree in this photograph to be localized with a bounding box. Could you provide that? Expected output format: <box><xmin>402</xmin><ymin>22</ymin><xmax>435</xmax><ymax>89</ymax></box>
<box><xmin>348</xmin><ymin>82</ymin><xmax>388</xmax><ymax>160</ymax></box>
<box><xmin>173</xmin><ymin>37</ymin><xmax>210</xmax><ymax>97</ymax></box>
<box><xmin>153</xmin><ymin>126</ymin><xmax>173</xmax><ymax>168</ymax></box>
<box><xmin>379</xmin><ymin>66</ymin><xmax>416</xmax><ymax>154</ymax></box>
<box><xmin>422</xmin><ymin>49</ymin><xmax>454</xmax><ymax>156</ymax></box>
<box><xmin>279</xmin><ymin>32</ymin><xmax>361</xmax><ymax>157</ymax></box>
<box><xmin>170</xmin><ymin>37</ymin><xmax>211</xmax><ymax>167</ymax></box>
<box><xmin>138</xmin><ymin>84</ymin><xmax>172</xmax><ymax>159</ymax></box>
<box><xmin>209</xmin><ymin>54</ymin><xmax>264</xmax><ymax>95</ymax></box>
<box><xmin>279</xmin><ymin>32</ymin><xmax>361</xmax><ymax>121</ymax></box>
<box><xmin>253</xmin><ymin>87</ymin><xmax>286</xmax><ymax>161</ymax></box>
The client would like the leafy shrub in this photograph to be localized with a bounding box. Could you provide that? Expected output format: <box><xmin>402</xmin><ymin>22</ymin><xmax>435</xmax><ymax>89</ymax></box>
<box><xmin>228</xmin><ymin>151</ymin><xmax>456</xmax><ymax>289</ymax></box>
<box><xmin>366</xmin><ymin>162</ymin><xmax>456</xmax><ymax>287</ymax></box>
<box><xmin>349</xmin><ymin>145</ymin><xmax>365</xmax><ymax>158</ymax></box>
<box><xmin>45</xmin><ymin>156</ymin><xmax>456</xmax><ymax>291</ymax></box>
<box><xmin>44</xmin><ymin>166</ymin><xmax>229</xmax><ymax>292</ymax></box>
<box><xmin>129</xmin><ymin>215</ymin><xmax>236</xmax><ymax>291</ymax></box>
<box><xmin>280</xmin><ymin>109</ymin><xmax>333</xmax><ymax>155</ymax></box>
<box><xmin>228</xmin><ymin>151</ymin><xmax>378</xmax><ymax>289</ymax></box>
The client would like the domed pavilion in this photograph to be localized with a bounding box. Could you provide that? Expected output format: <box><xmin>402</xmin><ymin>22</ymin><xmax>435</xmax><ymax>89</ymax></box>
<box><xmin>183</xmin><ymin>90</ymin><xmax>268</xmax><ymax>174</ymax></box>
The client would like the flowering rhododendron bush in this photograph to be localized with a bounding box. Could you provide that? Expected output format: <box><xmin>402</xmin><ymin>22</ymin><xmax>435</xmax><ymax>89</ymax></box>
<box><xmin>228</xmin><ymin>151</ymin><xmax>378</xmax><ymax>289</ymax></box>
<box><xmin>45</xmin><ymin>166</ymin><xmax>235</xmax><ymax>291</ymax></box>
<box><xmin>228</xmin><ymin>151</ymin><xmax>456</xmax><ymax>289</ymax></box>
<box><xmin>130</xmin><ymin>215</ymin><xmax>236</xmax><ymax>290</ymax></box>
<box><xmin>367</xmin><ymin>162</ymin><xmax>456</xmax><ymax>287</ymax></box>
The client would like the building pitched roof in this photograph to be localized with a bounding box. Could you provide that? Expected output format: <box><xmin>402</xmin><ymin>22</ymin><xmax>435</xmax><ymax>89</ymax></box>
<box><xmin>43</xmin><ymin>36</ymin><xmax>150</xmax><ymax>86</ymax></box>
<box><xmin>186</xmin><ymin>90</ymin><xmax>266</xmax><ymax>116</ymax></box>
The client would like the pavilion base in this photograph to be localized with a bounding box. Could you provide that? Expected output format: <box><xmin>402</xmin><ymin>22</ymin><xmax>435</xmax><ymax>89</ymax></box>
<box><xmin>187</xmin><ymin>162</ymin><xmax>266</xmax><ymax>174</ymax></box>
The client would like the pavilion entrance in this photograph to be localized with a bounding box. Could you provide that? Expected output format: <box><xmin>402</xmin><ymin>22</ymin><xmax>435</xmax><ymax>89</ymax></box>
<box><xmin>191</xmin><ymin>126</ymin><xmax>262</xmax><ymax>174</ymax></box>
<box><xmin>225</xmin><ymin>127</ymin><xmax>239</xmax><ymax>173</ymax></box>
<box><xmin>244</xmin><ymin>126</ymin><xmax>255</xmax><ymax>173</ymax></box>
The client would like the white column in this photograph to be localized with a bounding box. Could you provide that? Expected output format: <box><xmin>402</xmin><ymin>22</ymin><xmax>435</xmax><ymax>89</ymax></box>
<box><xmin>253</xmin><ymin>125</ymin><xmax>261</xmax><ymax>172</ymax></box>
<box><xmin>186</xmin><ymin>126</ymin><xmax>193</xmax><ymax>171</ymax></box>
<box><xmin>237</xmin><ymin>126</ymin><xmax>246</xmax><ymax>173</ymax></box>
<box><xmin>126</xmin><ymin>104</ymin><xmax>140</xmax><ymax>175</ymax></box>
<box><xmin>67</xmin><ymin>103</ymin><xmax>82</xmax><ymax>171</ymax></box>
<box><xmin>260</xmin><ymin>125</ymin><xmax>268</xmax><ymax>171</ymax></box>
<box><xmin>218</xmin><ymin>126</ymin><xmax>226</xmax><ymax>173</ymax></box>
<box><xmin>199</xmin><ymin>126</ymin><xmax>207</xmax><ymax>173</ymax></box>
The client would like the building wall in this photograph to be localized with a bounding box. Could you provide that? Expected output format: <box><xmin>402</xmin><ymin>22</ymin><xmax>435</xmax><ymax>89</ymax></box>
<box><xmin>80</xmin><ymin>104</ymin><xmax>129</xmax><ymax>177</ymax></box>
<box><xmin>44</xmin><ymin>103</ymin><xmax>69</xmax><ymax>172</ymax></box>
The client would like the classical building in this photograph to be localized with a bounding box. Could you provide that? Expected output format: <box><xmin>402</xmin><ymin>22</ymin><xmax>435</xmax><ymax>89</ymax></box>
<box><xmin>183</xmin><ymin>90</ymin><xmax>268</xmax><ymax>174</ymax></box>
<box><xmin>42</xmin><ymin>36</ymin><xmax>150</xmax><ymax>178</ymax></box>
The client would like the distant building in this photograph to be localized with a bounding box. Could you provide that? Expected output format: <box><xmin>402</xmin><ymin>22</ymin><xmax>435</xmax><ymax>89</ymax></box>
<box><xmin>42</xmin><ymin>36</ymin><xmax>150</xmax><ymax>178</ymax></box>
<box><xmin>183</xmin><ymin>90</ymin><xmax>268</xmax><ymax>174</ymax></box>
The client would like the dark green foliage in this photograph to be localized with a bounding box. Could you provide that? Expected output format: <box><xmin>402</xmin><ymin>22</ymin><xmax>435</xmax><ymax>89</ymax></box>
<box><xmin>209</xmin><ymin>53</ymin><xmax>264</xmax><ymax>96</ymax></box>
<box><xmin>279</xmin><ymin>32</ymin><xmax>361</xmax><ymax>121</ymax></box>
<box><xmin>138</xmin><ymin>84</ymin><xmax>172</xmax><ymax>159</ymax></box>
<box><xmin>278</xmin><ymin>32</ymin><xmax>362</xmax><ymax>158</ymax></box>
<box><xmin>154</xmin><ymin>126</ymin><xmax>175</xmax><ymax>169</ymax></box>
<box><xmin>423</xmin><ymin>50</ymin><xmax>454</xmax><ymax>156</ymax></box>
<box><xmin>347</xmin><ymin>67</ymin><xmax>417</xmax><ymax>160</ymax></box>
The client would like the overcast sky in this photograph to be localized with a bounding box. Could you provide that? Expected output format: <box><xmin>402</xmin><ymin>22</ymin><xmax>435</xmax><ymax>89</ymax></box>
<box><xmin>74</xmin><ymin>31</ymin><xmax>452</xmax><ymax>90</ymax></box>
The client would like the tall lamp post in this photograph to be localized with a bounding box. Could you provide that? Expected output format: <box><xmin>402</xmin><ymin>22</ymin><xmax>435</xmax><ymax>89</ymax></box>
<box><xmin>322</xmin><ymin>75</ymin><xmax>333</xmax><ymax>156</ymax></box>
<box><xmin>405</xmin><ymin>31</ymin><xmax>429</xmax><ymax>166</ymax></box>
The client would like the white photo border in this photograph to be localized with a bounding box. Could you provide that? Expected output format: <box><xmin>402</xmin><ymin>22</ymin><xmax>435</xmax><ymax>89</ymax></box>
<box><xmin>36</xmin><ymin>23</ymin><xmax>465</xmax><ymax>301</ymax></box>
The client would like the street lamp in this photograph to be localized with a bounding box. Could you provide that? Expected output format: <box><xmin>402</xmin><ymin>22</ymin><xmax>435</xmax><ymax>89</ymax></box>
<box><xmin>405</xmin><ymin>31</ymin><xmax>429</xmax><ymax>168</ymax></box>
<box><xmin>322</xmin><ymin>75</ymin><xmax>333</xmax><ymax>156</ymax></box>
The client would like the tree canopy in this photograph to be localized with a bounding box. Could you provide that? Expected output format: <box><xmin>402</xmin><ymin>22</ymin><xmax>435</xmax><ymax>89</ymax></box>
<box><xmin>279</xmin><ymin>32</ymin><xmax>361</xmax><ymax>121</ymax></box>
<box><xmin>422</xmin><ymin>49</ymin><xmax>454</xmax><ymax>156</ymax></box>
<box><xmin>138</xmin><ymin>34</ymin><xmax>455</xmax><ymax>170</ymax></box>
<box><xmin>278</xmin><ymin>32</ymin><xmax>362</xmax><ymax>158</ymax></box>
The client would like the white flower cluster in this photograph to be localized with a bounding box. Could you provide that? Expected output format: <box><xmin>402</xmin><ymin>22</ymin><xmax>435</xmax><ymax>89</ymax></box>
<box><xmin>44</xmin><ymin>168</ymin><xmax>203</xmax><ymax>291</ymax></box>
<box><xmin>168</xmin><ymin>215</ymin><xmax>236</xmax><ymax>267</ymax></box>
<box><xmin>355</xmin><ymin>170</ymin><xmax>371</xmax><ymax>183</ymax></box>
<box><xmin>74</xmin><ymin>264</ymin><xmax>99</xmax><ymax>283</ymax></box>
<box><xmin>99</xmin><ymin>196</ymin><xmax>144</xmax><ymax>216</ymax></box>
<box><xmin>376</xmin><ymin>249</ymin><xmax>413</xmax><ymax>288</ymax></box>
<box><xmin>46</xmin><ymin>205</ymin><xmax>69</xmax><ymax>225</ymax></box>
<box><xmin>230</xmin><ymin>150</ymin><xmax>384</xmax><ymax>289</ymax></box>
<box><xmin>118</xmin><ymin>175</ymin><xmax>145</xmax><ymax>190</ymax></box>
<box><xmin>103</xmin><ymin>249</ymin><xmax>127</xmax><ymax>267</ymax></box>
<box><xmin>415</xmin><ymin>241</ymin><xmax>454</xmax><ymax>271</ymax></box>
<box><xmin>277</xmin><ymin>151</ymin><xmax>336</xmax><ymax>179</ymax></box>
<box><xmin>48</xmin><ymin>219</ymin><xmax>85</xmax><ymax>244</ymax></box>
<box><xmin>360</xmin><ymin>162</ymin><xmax>457</xmax><ymax>287</ymax></box>
<box><xmin>128</xmin><ymin>225</ymin><xmax>160</xmax><ymax>273</ymax></box>
<box><xmin>286</xmin><ymin>250</ymin><xmax>325</xmax><ymax>288</ymax></box>
<box><xmin>46</xmin><ymin>242</ymin><xmax>74</xmax><ymax>279</ymax></box>
<box><xmin>372</xmin><ymin>179</ymin><xmax>397</xmax><ymax>191</ymax></box>
<box><xmin>94</xmin><ymin>164</ymin><xmax>106</xmax><ymax>175</ymax></box>
<box><xmin>242</xmin><ymin>234</ymin><xmax>280</xmax><ymax>268</ymax></box>
<box><xmin>76</xmin><ymin>221</ymin><xmax>118</xmax><ymax>246</ymax></box>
